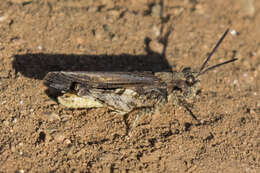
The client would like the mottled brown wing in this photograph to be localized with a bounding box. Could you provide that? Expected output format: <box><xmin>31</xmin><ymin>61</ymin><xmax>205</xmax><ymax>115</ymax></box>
<box><xmin>44</xmin><ymin>71</ymin><xmax>164</xmax><ymax>91</ymax></box>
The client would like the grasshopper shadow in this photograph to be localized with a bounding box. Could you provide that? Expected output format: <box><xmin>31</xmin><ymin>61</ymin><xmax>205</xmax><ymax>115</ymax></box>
<box><xmin>12</xmin><ymin>51</ymin><xmax>171</xmax><ymax>80</ymax></box>
<box><xmin>13</xmin><ymin>51</ymin><xmax>172</xmax><ymax>99</ymax></box>
<box><xmin>12</xmin><ymin>32</ymin><xmax>173</xmax><ymax>99</ymax></box>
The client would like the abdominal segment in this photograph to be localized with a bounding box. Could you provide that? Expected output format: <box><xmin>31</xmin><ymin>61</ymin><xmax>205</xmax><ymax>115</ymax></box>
<box><xmin>58</xmin><ymin>93</ymin><xmax>104</xmax><ymax>109</ymax></box>
<box><xmin>58</xmin><ymin>86</ymin><xmax>167</xmax><ymax>114</ymax></box>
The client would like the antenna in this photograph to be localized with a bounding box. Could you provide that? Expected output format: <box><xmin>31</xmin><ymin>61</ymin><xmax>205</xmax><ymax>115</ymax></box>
<box><xmin>197</xmin><ymin>29</ymin><xmax>230</xmax><ymax>77</ymax></box>
<box><xmin>198</xmin><ymin>58</ymin><xmax>237</xmax><ymax>76</ymax></box>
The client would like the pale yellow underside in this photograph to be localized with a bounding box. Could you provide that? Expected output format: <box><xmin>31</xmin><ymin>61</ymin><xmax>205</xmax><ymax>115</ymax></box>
<box><xmin>57</xmin><ymin>93</ymin><xmax>104</xmax><ymax>108</ymax></box>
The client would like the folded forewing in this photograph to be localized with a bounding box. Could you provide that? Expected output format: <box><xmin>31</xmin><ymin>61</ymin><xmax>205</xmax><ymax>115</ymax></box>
<box><xmin>44</xmin><ymin>71</ymin><xmax>164</xmax><ymax>91</ymax></box>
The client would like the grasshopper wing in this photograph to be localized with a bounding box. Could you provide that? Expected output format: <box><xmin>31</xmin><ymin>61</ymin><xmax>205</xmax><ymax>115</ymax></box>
<box><xmin>44</xmin><ymin>71</ymin><xmax>165</xmax><ymax>91</ymax></box>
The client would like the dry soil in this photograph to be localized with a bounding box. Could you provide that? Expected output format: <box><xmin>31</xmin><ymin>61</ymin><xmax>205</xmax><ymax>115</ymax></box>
<box><xmin>0</xmin><ymin>0</ymin><xmax>259</xmax><ymax>172</ymax></box>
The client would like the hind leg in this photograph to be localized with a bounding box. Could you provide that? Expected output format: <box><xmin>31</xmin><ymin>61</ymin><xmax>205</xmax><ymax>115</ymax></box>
<box><xmin>124</xmin><ymin>107</ymin><xmax>154</xmax><ymax>138</ymax></box>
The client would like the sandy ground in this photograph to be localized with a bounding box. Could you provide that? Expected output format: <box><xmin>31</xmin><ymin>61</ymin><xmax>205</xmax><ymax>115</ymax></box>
<box><xmin>0</xmin><ymin>0</ymin><xmax>259</xmax><ymax>172</ymax></box>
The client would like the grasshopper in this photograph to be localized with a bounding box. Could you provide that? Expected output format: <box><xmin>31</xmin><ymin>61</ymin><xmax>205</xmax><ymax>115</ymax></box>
<box><xmin>44</xmin><ymin>29</ymin><xmax>237</xmax><ymax>118</ymax></box>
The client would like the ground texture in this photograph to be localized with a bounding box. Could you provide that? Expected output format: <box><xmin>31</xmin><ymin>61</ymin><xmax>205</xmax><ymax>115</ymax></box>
<box><xmin>0</xmin><ymin>0</ymin><xmax>259</xmax><ymax>172</ymax></box>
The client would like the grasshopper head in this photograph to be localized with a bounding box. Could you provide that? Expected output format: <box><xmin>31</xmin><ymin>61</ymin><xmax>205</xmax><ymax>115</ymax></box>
<box><xmin>168</xmin><ymin>67</ymin><xmax>200</xmax><ymax>102</ymax></box>
<box><xmin>169</xmin><ymin>58</ymin><xmax>237</xmax><ymax>106</ymax></box>
<box><xmin>168</xmin><ymin>29</ymin><xmax>237</xmax><ymax>104</ymax></box>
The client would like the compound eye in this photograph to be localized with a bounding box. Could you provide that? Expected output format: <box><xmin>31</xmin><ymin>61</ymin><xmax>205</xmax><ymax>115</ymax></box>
<box><xmin>186</xmin><ymin>75</ymin><xmax>196</xmax><ymax>86</ymax></box>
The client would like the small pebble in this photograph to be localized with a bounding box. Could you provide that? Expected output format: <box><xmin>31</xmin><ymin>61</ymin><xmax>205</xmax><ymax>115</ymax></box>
<box><xmin>19</xmin><ymin>169</ymin><xmax>25</xmax><ymax>173</ymax></box>
<box><xmin>37</xmin><ymin>45</ymin><xmax>43</xmax><ymax>50</ymax></box>
<box><xmin>3</xmin><ymin>120</ymin><xmax>9</xmax><ymax>126</ymax></box>
<box><xmin>76</xmin><ymin>37</ymin><xmax>84</xmax><ymax>45</ymax></box>
<box><xmin>64</xmin><ymin>139</ymin><xmax>71</xmax><ymax>145</ymax></box>
<box><xmin>11</xmin><ymin>145</ymin><xmax>16</xmax><ymax>152</ymax></box>
<box><xmin>54</xmin><ymin>133</ymin><xmax>66</xmax><ymax>143</ymax></box>
<box><xmin>153</xmin><ymin>26</ymin><xmax>161</xmax><ymax>37</ymax></box>
<box><xmin>243</xmin><ymin>73</ymin><xmax>248</xmax><ymax>78</ymax></box>
<box><xmin>41</xmin><ymin>112</ymin><xmax>60</xmax><ymax>122</ymax></box>
<box><xmin>60</xmin><ymin>114</ymin><xmax>72</xmax><ymax>122</ymax></box>
<box><xmin>108</xmin><ymin>10</ymin><xmax>120</xmax><ymax>19</ymax></box>
<box><xmin>12</xmin><ymin>118</ymin><xmax>17</xmax><ymax>123</ymax></box>
<box><xmin>149</xmin><ymin>40</ymin><xmax>164</xmax><ymax>54</ymax></box>
<box><xmin>0</xmin><ymin>15</ymin><xmax>8</xmax><ymax>22</ymax></box>
<box><xmin>230</xmin><ymin>29</ymin><xmax>238</xmax><ymax>36</ymax></box>
<box><xmin>88</xmin><ymin>6</ymin><xmax>98</xmax><ymax>13</ymax></box>
<box><xmin>151</xmin><ymin>4</ymin><xmax>162</xmax><ymax>17</ymax></box>
<box><xmin>233</xmin><ymin>79</ymin><xmax>239</xmax><ymax>85</ymax></box>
